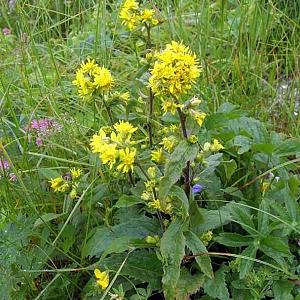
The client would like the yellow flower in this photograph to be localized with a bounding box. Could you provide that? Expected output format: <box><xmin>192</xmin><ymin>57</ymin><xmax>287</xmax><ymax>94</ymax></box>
<box><xmin>73</xmin><ymin>60</ymin><xmax>114</xmax><ymax>100</ymax></box>
<box><xmin>117</xmin><ymin>147</ymin><xmax>136</xmax><ymax>173</ymax></box>
<box><xmin>70</xmin><ymin>168</ymin><xmax>83</xmax><ymax>179</ymax></box>
<box><xmin>90</xmin><ymin>129</ymin><xmax>108</xmax><ymax>153</ymax></box>
<box><xmin>188</xmin><ymin>135</ymin><xmax>198</xmax><ymax>144</ymax></box>
<box><xmin>161</xmin><ymin>99</ymin><xmax>180</xmax><ymax>115</ymax></box>
<box><xmin>151</xmin><ymin>148</ymin><xmax>166</xmax><ymax>164</ymax></box>
<box><xmin>161</xmin><ymin>136</ymin><xmax>177</xmax><ymax>152</ymax></box>
<box><xmin>148</xmin><ymin>199</ymin><xmax>162</xmax><ymax>210</ymax></box>
<box><xmin>149</xmin><ymin>41</ymin><xmax>201</xmax><ymax>96</ymax></box>
<box><xmin>80</xmin><ymin>58</ymin><xmax>98</xmax><ymax>75</ymax></box>
<box><xmin>120</xmin><ymin>92</ymin><xmax>130</xmax><ymax>104</ymax></box>
<box><xmin>210</xmin><ymin>139</ymin><xmax>224</xmax><ymax>152</ymax></box>
<box><xmin>261</xmin><ymin>182</ymin><xmax>270</xmax><ymax>194</ymax></box>
<box><xmin>94</xmin><ymin>268</ymin><xmax>109</xmax><ymax>290</ymax></box>
<box><xmin>191</xmin><ymin>110</ymin><xmax>207</xmax><ymax>127</ymax></box>
<box><xmin>99</xmin><ymin>143</ymin><xmax>118</xmax><ymax>169</ymax></box>
<box><xmin>147</xmin><ymin>166</ymin><xmax>156</xmax><ymax>178</ymax></box>
<box><xmin>114</xmin><ymin>121</ymin><xmax>137</xmax><ymax>136</ymax></box>
<box><xmin>93</xmin><ymin>66</ymin><xmax>115</xmax><ymax>92</ymax></box>
<box><xmin>140</xmin><ymin>9</ymin><xmax>158</xmax><ymax>26</ymax></box>
<box><xmin>119</xmin><ymin>0</ymin><xmax>140</xmax><ymax>30</ymax></box>
<box><xmin>49</xmin><ymin>177</ymin><xmax>69</xmax><ymax>192</ymax></box>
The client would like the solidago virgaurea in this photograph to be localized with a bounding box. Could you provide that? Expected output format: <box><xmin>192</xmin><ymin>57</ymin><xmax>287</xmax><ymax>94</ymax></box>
<box><xmin>149</xmin><ymin>41</ymin><xmax>201</xmax><ymax>96</ymax></box>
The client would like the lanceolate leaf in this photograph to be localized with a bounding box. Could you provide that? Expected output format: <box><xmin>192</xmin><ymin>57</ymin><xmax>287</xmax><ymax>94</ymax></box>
<box><xmin>174</xmin><ymin>267</ymin><xmax>205</xmax><ymax>300</ymax></box>
<box><xmin>160</xmin><ymin>221</ymin><xmax>186</xmax><ymax>300</ymax></box>
<box><xmin>239</xmin><ymin>244</ymin><xmax>258</xmax><ymax>279</ymax></box>
<box><xmin>159</xmin><ymin>141</ymin><xmax>199</xmax><ymax>200</ymax></box>
<box><xmin>100</xmin><ymin>250</ymin><xmax>163</xmax><ymax>290</ymax></box>
<box><xmin>185</xmin><ymin>231</ymin><xmax>213</xmax><ymax>278</ymax></box>
<box><xmin>203</xmin><ymin>265</ymin><xmax>229</xmax><ymax>300</ymax></box>
<box><xmin>82</xmin><ymin>215</ymin><xmax>160</xmax><ymax>257</ymax></box>
<box><xmin>215</xmin><ymin>233</ymin><xmax>253</xmax><ymax>247</ymax></box>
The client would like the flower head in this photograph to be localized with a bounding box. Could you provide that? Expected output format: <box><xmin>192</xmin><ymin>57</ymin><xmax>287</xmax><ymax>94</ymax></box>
<box><xmin>149</xmin><ymin>41</ymin><xmax>201</xmax><ymax>96</ymax></box>
<box><xmin>210</xmin><ymin>139</ymin><xmax>224</xmax><ymax>152</ymax></box>
<box><xmin>119</xmin><ymin>0</ymin><xmax>140</xmax><ymax>30</ymax></box>
<box><xmin>49</xmin><ymin>177</ymin><xmax>69</xmax><ymax>192</ymax></box>
<box><xmin>114</xmin><ymin>121</ymin><xmax>137</xmax><ymax>137</ymax></box>
<box><xmin>161</xmin><ymin>99</ymin><xmax>181</xmax><ymax>115</ymax></box>
<box><xmin>140</xmin><ymin>9</ymin><xmax>158</xmax><ymax>26</ymax></box>
<box><xmin>70</xmin><ymin>168</ymin><xmax>83</xmax><ymax>179</ymax></box>
<box><xmin>94</xmin><ymin>268</ymin><xmax>109</xmax><ymax>290</ymax></box>
<box><xmin>117</xmin><ymin>147</ymin><xmax>136</xmax><ymax>173</ymax></box>
<box><xmin>151</xmin><ymin>148</ymin><xmax>165</xmax><ymax>164</ymax></box>
<box><xmin>190</xmin><ymin>110</ymin><xmax>207</xmax><ymax>127</ymax></box>
<box><xmin>161</xmin><ymin>135</ymin><xmax>177</xmax><ymax>152</ymax></box>
<box><xmin>73</xmin><ymin>60</ymin><xmax>114</xmax><ymax>100</ymax></box>
<box><xmin>192</xmin><ymin>184</ymin><xmax>203</xmax><ymax>194</ymax></box>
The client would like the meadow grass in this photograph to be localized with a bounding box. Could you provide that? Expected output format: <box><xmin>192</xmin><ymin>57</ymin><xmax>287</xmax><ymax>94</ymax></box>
<box><xmin>0</xmin><ymin>0</ymin><xmax>299</xmax><ymax>298</ymax></box>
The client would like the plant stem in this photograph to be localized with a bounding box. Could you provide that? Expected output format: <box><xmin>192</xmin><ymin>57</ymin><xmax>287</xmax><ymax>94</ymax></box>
<box><xmin>146</xmin><ymin>24</ymin><xmax>154</xmax><ymax>148</ymax></box>
<box><xmin>101</xmin><ymin>94</ymin><xmax>114</xmax><ymax>125</ymax></box>
<box><xmin>148</xmin><ymin>88</ymin><xmax>154</xmax><ymax>148</ymax></box>
<box><xmin>128</xmin><ymin>171</ymin><xmax>135</xmax><ymax>187</ymax></box>
<box><xmin>176</xmin><ymin>106</ymin><xmax>190</xmax><ymax>196</ymax></box>
<box><xmin>136</xmin><ymin>162</ymin><xmax>164</xmax><ymax>232</ymax></box>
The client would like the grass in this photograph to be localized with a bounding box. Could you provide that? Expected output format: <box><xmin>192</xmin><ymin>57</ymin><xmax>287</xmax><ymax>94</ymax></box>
<box><xmin>0</xmin><ymin>0</ymin><xmax>299</xmax><ymax>298</ymax></box>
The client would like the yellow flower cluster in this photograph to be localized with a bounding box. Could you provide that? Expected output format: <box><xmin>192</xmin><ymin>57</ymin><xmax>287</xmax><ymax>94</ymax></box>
<box><xmin>190</xmin><ymin>109</ymin><xmax>207</xmax><ymax>127</ymax></box>
<box><xmin>151</xmin><ymin>147</ymin><xmax>166</xmax><ymax>164</ymax></box>
<box><xmin>90</xmin><ymin>121</ymin><xmax>137</xmax><ymax>173</ymax></box>
<box><xmin>203</xmin><ymin>139</ymin><xmax>224</xmax><ymax>152</ymax></box>
<box><xmin>94</xmin><ymin>268</ymin><xmax>109</xmax><ymax>290</ymax></box>
<box><xmin>49</xmin><ymin>168</ymin><xmax>83</xmax><ymax>199</ymax></box>
<box><xmin>119</xmin><ymin>0</ymin><xmax>158</xmax><ymax>31</ymax></box>
<box><xmin>161</xmin><ymin>99</ymin><xmax>183</xmax><ymax>115</ymax></box>
<box><xmin>73</xmin><ymin>59</ymin><xmax>114</xmax><ymax>100</ymax></box>
<box><xmin>149</xmin><ymin>41</ymin><xmax>201</xmax><ymax>96</ymax></box>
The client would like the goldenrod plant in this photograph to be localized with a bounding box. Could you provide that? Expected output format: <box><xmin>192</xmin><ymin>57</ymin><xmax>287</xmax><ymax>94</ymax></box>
<box><xmin>0</xmin><ymin>0</ymin><xmax>300</xmax><ymax>299</ymax></box>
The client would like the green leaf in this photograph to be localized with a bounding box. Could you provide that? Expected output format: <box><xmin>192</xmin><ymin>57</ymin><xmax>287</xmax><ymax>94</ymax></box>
<box><xmin>160</xmin><ymin>221</ymin><xmax>186</xmax><ymax>300</ymax></box>
<box><xmin>174</xmin><ymin>267</ymin><xmax>205</xmax><ymax>300</ymax></box>
<box><xmin>34</xmin><ymin>213</ymin><xmax>64</xmax><ymax>228</ymax></box>
<box><xmin>223</xmin><ymin>159</ymin><xmax>237</xmax><ymax>181</ymax></box>
<box><xmin>274</xmin><ymin>139</ymin><xmax>300</xmax><ymax>157</ymax></box>
<box><xmin>215</xmin><ymin>233</ymin><xmax>253</xmax><ymax>247</ymax></box>
<box><xmin>169</xmin><ymin>185</ymin><xmax>189</xmax><ymax>220</ymax></box>
<box><xmin>257</xmin><ymin>198</ymin><xmax>270</xmax><ymax>234</ymax></box>
<box><xmin>239</xmin><ymin>244</ymin><xmax>258</xmax><ymax>279</ymax></box>
<box><xmin>114</xmin><ymin>195</ymin><xmax>142</xmax><ymax>208</ymax></box>
<box><xmin>203</xmin><ymin>266</ymin><xmax>229</xmax><ymax>300</ymax></box>
<box><xmin>227</xmin><ymin>204</ymin><xmax>257</xmax><ymax>235</ymax></box>
<box><xmin>192</xmin><ymin>207</ymin><xmax>231</xmax><ymax>234</ymax></box>
<box><xmin>159</xmin><ymin>141</ymin><xmax>199</xmax><ymax>200</ymax></box>
<box><xmin>252</xmin><ymin>143</ymin><xmax>275</xmax><ymax>154</ymax></box>
<box><xmin>82</xmin><ymin>215</ymin><xmax>160</xmax><ymax>257</ymax></box>
<box><xmin>100</xmin><ymin>250</ymin><xmax>163</xmax><ymax>290</ymax></box>
<box><xmin>259</xmin><ymin>236</ymin><xmax>291</xmax><ymax>260</ymax></box>
<box><xmin>272</xmin><ymin>280</ymin><xmax>294</xmax><ymax>300</ymax></box>
<box><xmin>38</xmin><ymin>168</ymin><xmax>60</xmax><ymax>179</ymax></box>
<box><xmin>185</xmin><ymin>231</ymin><xmax>213</xmax><ymax>278</ymax></box>
<box><xmin>233</xmin><ymin>135</ymin><xmax>253</xmax><ymax>154</ymax></box>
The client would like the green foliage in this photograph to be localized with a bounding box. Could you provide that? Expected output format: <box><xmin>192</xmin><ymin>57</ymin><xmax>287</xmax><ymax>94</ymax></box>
<box><xmin>1</xmin><ymin>0</ymin><xmax>300</xmax><ymax>299</ymax></box>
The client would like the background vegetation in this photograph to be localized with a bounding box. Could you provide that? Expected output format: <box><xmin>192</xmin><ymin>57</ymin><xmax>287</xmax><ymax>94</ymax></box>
<box><xmin>0</xmin><ymin>0</ymin><xmax>299</xmax><ymax>299</ymax></box>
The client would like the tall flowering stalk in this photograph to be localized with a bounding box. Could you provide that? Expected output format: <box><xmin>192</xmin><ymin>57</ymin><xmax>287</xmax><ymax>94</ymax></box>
<box><xmin>149</xmin><ymin>41</ymin><xmax>202</xmax><ymax>195</ymax></box>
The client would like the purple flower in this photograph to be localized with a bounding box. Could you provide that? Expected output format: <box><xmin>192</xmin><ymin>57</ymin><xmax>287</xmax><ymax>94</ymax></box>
<box><xmin>27</xmin><ymin>118</ymin><xmax>63</xmax><ymax>146</ymax></box>
<box><xmin>2</xmin><ymin>27</ymin><xmax>11</xmax><ymax>36</ymax></box>
<box><xmin>192</xmin><ymin>184</ymin><xmax>204</xmax><ymax>194</ymax></box>
<box><xmin>35</xmin><ymin>137</ymin><xmax>43</xmax><ymax>147</ymax></box>
<box><xmin>0</xmin><ymin>159</ymin><xmax>10</xmax><ymax>170</ymax></box>
<box><xmin>9</xmin><ymin>173</ymin><xmax>17</xmax><ymax>182</ymax></box>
